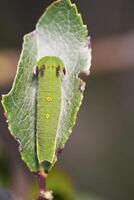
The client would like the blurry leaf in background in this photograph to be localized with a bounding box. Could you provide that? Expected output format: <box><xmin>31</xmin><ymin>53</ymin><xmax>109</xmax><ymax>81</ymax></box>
<box><xmin>47</xmin><ymin>168</ymin><xmax>75</xmax><ymax>200</ymax></box>
<box><xmin>0</xmin><ymin>140</ymin><xmax>11</xmax><ymax>187</ymax></box>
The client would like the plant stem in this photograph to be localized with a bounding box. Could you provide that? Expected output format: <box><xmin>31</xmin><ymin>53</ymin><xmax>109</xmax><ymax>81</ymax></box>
<box><xmin>35</xmin><ymin>170</ymin><xmax>49</xmax><ymax>200</ymax></box>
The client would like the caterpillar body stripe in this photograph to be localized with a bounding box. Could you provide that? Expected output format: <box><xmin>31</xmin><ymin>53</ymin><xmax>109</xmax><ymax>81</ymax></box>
<box><xmin>36</xmin><ymin>56</ymin><xmax>65</xmax><ymax>170</ymax></box>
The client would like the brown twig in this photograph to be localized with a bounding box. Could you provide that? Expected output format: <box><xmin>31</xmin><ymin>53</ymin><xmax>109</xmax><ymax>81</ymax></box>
<box><xmin>35</xmin><ymin>170</ymin><xmax>53</xmax><ymax>200</ymax></box>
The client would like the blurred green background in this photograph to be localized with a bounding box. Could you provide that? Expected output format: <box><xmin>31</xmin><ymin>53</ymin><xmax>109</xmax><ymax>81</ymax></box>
<box><xmin>0</xmin><ymin>0</ymin><xmax>134</xmax><ymax>199</ymax></box>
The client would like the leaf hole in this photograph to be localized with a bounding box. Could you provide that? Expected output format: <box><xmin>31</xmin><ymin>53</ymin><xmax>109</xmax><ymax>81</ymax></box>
<box><xmin>77</xmin><ymin>71</ymin><xmax>90</xmax><ymax>92</ymax></box>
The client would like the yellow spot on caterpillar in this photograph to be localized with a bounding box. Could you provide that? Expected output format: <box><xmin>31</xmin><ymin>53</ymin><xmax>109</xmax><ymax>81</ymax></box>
<box><xmin>46</xmin><ymin>97</ymin><xmax>53</xmax><ymax>102</ymax></box>
<box><xmin>45</xmin><ymin>113</ymin><xmax>50</xmax><ymax>119</ymax></box>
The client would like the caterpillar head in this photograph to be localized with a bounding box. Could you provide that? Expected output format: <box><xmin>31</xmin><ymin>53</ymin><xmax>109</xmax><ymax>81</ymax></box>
<box><xmin>35</xmin><ymin>56</ymin><xmax>66</xmax><ymax>76</ymax></box>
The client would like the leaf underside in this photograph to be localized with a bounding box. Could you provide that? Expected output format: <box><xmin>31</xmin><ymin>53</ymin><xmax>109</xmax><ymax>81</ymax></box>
<box><xmin>2</xmin><ymin>0</ymin><xmax>91</xmax><ymax>171</ymax></box>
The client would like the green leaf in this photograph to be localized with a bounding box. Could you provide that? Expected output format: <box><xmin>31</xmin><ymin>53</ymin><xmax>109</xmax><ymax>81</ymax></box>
<box><xmin>2</xmin><ymin>0</ymin><xmax>91</xmax><ymax>171</ymax></box>
<box><xmin>46</xmin><ymin>168</ymin><xmax>75</xmax><ymax>200</ymax></box>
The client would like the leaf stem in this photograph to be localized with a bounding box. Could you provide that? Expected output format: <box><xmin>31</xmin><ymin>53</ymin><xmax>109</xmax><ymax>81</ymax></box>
<box><xmin>35</xmin><ymin>170</ymin><xmax>53</xmax><ymax>200</ymax></box>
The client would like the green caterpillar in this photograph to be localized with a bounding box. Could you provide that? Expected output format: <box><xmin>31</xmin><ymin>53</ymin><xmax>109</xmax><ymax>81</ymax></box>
<box><xmin>35</xmin><ymin>56</ymin><xmax>66</xmax><ymax>171</ymax></box>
